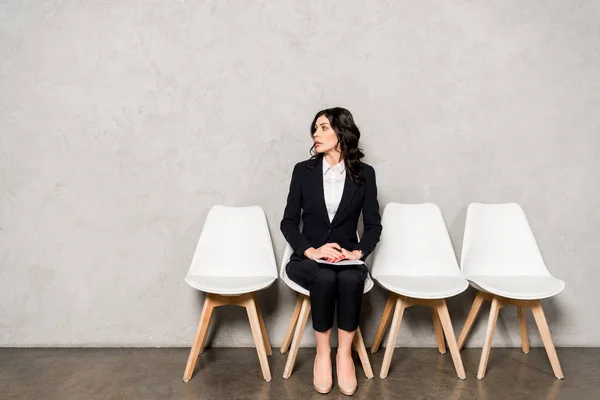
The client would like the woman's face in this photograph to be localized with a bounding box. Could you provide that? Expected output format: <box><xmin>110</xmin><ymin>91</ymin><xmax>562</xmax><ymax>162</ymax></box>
<box><xmin>313</xmin><ymin>115</ymin><xmax>340</xmax><ymax>154</ymax></box>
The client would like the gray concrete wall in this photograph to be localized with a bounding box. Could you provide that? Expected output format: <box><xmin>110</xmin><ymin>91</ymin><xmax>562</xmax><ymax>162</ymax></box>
<box><xmin>1</xmin><ymin>0</ymin><xmax>599</xmax><ymax>347</ymax></box>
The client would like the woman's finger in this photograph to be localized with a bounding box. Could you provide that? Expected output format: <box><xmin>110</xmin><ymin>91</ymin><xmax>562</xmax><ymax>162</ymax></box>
<box><xmin>326</xmin><ymin>243</ymin><xmax>342</xmax><ymax>251</ymax></box>
<box><xmin>324</xmin><ymin>248</ymin><xmax>339</xmax><ymax>258</ymax></box>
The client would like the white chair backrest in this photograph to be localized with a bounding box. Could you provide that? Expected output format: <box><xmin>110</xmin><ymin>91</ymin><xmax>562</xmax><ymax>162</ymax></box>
<box><xmin>186</xmin><ymin>205</ymin><xmax>277</xmax><ymax>279</ymax></box>
<box><xmin>461</xmin><ymin>203</ymin><xmax>550</xmax><ymax>277</ymax></box>
<box><xmin>371</xmin><ymin>203</ymin><xmax>461</xmax><ymax>278</ymax></box>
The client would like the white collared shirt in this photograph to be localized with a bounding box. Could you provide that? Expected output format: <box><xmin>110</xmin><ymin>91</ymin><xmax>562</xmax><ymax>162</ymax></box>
<box><xmin>323</xmin><ymin>157</ymin><xmax>346</xmax><ymax>222</ymax></box>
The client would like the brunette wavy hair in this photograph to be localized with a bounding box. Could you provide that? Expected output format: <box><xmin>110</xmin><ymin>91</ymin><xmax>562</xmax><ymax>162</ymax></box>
<box><xmin>309</xmin><ymin>107</ymin><xmax>365</xmax><ymax>185</ymax></box>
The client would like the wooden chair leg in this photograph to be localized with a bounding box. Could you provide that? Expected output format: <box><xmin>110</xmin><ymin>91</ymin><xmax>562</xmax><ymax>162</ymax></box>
<box><xmin>380</xmin><ymin>297</ymin><xmax>407</xmax><ymax>379</ymax></box>
<box><xmin>531</xmin><ymin>301</ymin><xmax>564</xmax><ymax>379</ymax></box>
<box><xmin>457</xmin><ymin>291</ymin><xmax>485</xmax><ymax>351</ymax></box>
<box><xmin>436</xmin><ymin>300</ymin><xmax>466</xmax><ymax>379</ymax></box>
<box><xmin>517</xmin><ymin>306</ymin><xmax>530</xmax><ymax>354</ymax></box>
<box><xmin>477</xmin><ymin>296</ymin><xmax>501</xmax><ymax>380</ymax></box>
<box><xmin>253</xmin><ymin>293</ymin><xmax>272</xmax><ymax>356</ymax></box>
<box><xmin>183</xmin><ymin>294</ymin><xmax>215</xmax><ymax>382</ymax></box>
<box><xmin>245</xmin><ymin>296</ymin><xmax>272</xmax><ymax>382</ymax></box>
<box><xmin>371</xmin><ymin>293</ymin><xmax>396</xmax><ymax>353</ymax></box>
<box><xmin>352</xmin><ymin>327</ymin><xmax>374</xmax><ymax>379</ymax></box>
<box><xmin>281</xmin><ymin>297</ymin><xmax>303</xmax><ymax>354</ymax></box>
<box><xmin>283</xmin><ymin>295</ymin><xmax>311</xmax><ymax>379</ymax></box>
<box><xmin>432</xmin><ymin>308</ymin><xmax>447</xmax><ymax>354</ymax></box>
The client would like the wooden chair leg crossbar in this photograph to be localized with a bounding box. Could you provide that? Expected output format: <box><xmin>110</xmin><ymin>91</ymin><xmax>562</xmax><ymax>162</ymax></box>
<box><xmin>457</xmin><ymin>291</ymin><xmax>564</xmax><ymax>380</ymax></box>
<box><xmin>370</xmin><ymin>293</ymin><xmax>466</xmax><ymax>380</ymax></box>
<box><xmin>183</xmin><ymin>292</ymin><xmax>272</xmax><ymax>382</ymax></box>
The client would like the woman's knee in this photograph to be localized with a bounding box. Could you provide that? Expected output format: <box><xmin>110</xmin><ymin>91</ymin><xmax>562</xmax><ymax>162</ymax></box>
<box><xmin>337</xmin><ymin>269</ymin><xmax>366</xmax><ymax>289</ymax></box>
<box><xmin>286</xmin><ymin>259</ymin><xmax>320</xmax><ymax>289</ymax></box>
<box><xmin>310</xmin><ymin>267</ymin><xmax>337</xmax><ymax>288</ymax></box>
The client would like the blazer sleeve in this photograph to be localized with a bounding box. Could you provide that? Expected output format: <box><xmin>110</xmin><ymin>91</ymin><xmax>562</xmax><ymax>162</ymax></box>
<box><xmin>280</xmin><ymin>163</ymin><xmax>312</xmax><ymax>257</ymax></box>
<box><xmin>354</xmin><ymin>165</ymin><xmax>382</xmax><ymax>260</ymax></box>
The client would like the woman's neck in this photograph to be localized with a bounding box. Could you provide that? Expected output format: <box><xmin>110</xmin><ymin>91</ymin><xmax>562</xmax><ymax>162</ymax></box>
<box><xmin>324</xmin><ymin>152</ymin><xmax>342</xmax><ymax>167</ymax></box>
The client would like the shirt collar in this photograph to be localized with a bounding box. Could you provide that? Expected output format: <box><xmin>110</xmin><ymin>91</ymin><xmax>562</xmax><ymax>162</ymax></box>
<box><xmin>323</xmin><ymin>157</ymin><xmax>345</xmax><ymax>175</ymax></box>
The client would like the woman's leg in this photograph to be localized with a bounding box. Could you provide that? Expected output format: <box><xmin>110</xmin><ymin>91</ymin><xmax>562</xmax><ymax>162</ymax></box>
<box><xmin>314</xmin><ymin>328</ymin><xmax>333</xmax><ymax>392</ymax></box>
<box><xmin>336</xmin><ymin>266</ymin><xmax>367</xmax><ymax>332</ymax></box>
<box><xmin>337</xmin><ymin>328</ymin><xmax>356</xmax><ymax>370</ymax></box>
<box><xmin>316</xmin><ymin>329</ymin><xmax>332</xmax><ymax>356</ymax></box>
<box><xmin>286</xmin><ymin>260</ymin><xmax>337</xmax><ymax>332</ymax></box>
<box><xmin>286</xmin><ymin>260</ymin><xmax>337</xmax><ymax>392</ymax></box>
<box><xmin>335</xmin><ymin>267</ymin><xmax>366</xmax><ymax>394</ymax></box>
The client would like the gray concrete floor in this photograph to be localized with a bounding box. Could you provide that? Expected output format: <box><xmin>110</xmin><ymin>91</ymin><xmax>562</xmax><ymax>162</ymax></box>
<box><xmin>0</xmin><ymin>347</ymin><xmax>597</xmax><ymax>400</ymax></box>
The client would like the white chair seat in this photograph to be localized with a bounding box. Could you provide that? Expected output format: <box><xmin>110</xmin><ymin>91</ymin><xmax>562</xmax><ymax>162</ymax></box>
<box><xmin>281</xmin><ymin>271</ymin><xmax>374</xmax><ymax>297</ymax></box>
<box><xmin>374</xmin><ymin>275</ymin><xmax>469</xmax><ymax>299</ymax></box>
<box><xmin>185</xmin><ymin>275</ymin><xmax>277</xmax><ymax>296</ymax></box>
<box><xmin>466</xmin><ymin>275</ymin><xmax>565</xmax><ymax>300</ymax></box>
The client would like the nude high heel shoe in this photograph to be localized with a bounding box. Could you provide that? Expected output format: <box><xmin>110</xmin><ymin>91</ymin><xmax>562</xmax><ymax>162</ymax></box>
<box><xmin>313</xmin><ymin>353</ymin><xmax>333</xmax><ymax>394</ymax></box>
<box><xmin>336</xmin><ymin>354</ymin><xmax>357</xmax><ymax>396</ymax></box>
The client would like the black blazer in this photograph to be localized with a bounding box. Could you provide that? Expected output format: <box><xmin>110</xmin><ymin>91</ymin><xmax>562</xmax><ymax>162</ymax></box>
<box><xmin>280</xmin><ymin>155</ymin><xmax>383</xmax><ymax>262</ymax></box>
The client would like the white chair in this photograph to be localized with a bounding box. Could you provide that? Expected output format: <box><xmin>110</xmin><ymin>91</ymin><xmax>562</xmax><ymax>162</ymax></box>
<box><xmin>370</xmin><ymin>203</ymin><xmax>469</xmax><ymax>379</ymax></box>
<box><xmin>182</xmin><ymin>205</ymin><xmax>278</xmax><ymax>382</ymax></box>
<box><xmin>279</xmin><ymin>241</ymin><xmax>375</xmax><ymax>380</ymax></box>
<box><xmin>457</xmin><ymin>203</ymin><xmax>565</xmax><ymax>380</ymax></box>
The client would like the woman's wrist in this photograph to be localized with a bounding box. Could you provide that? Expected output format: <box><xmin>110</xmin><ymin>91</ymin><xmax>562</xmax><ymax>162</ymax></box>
<box><xmin>304</xmin><ymin>247</ymin><xmax>316</xmax><ymax>259</ymax></box>
<box><xmin>353</xmin><ymin>249</ymin><xmax>364</xmax><ymax>259</ymax></box>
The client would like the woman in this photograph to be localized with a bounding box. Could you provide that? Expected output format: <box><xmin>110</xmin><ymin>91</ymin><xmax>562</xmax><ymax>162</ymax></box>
<box><xmin>280</xmin><ymin>107</ymin><xmax>382</xmax><ymax>395</ymax></box>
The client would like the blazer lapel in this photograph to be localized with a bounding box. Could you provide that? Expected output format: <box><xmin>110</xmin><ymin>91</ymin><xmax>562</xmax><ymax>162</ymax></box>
<box><xmin>331</xmin><ymin>170</ymin><xmax>357</xmax><ymax>226</ymax></box>
<box><xmin>314</xmin><ymin>157</ymin><xmax>332</xmax><ymax>226</ymax></box>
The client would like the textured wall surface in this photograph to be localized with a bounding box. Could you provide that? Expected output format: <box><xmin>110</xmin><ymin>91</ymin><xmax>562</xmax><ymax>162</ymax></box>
<box><xmin>1</xmin><ymin>0</ymin><xmax>599</xmax><ymax>347</ymax></box>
